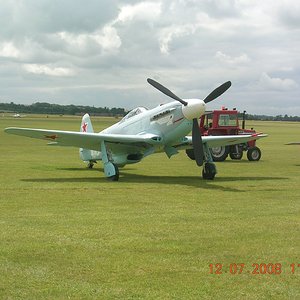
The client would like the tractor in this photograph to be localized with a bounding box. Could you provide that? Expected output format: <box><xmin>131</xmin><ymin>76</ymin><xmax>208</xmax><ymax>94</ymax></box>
<box><xmin>186</xmin><ymin>107</ymin><xmax>262</xmax><ymax>162</ymax></box>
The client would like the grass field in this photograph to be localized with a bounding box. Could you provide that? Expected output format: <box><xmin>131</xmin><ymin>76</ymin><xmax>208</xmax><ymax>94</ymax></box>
<box><xmin>0</xmin><ymin>115</ymin><xmax>299</xmax><ymax>299</ymax></box>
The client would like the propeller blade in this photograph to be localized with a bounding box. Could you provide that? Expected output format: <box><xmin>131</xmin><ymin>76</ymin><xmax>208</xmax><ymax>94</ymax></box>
<box><xmin>192</xmin><ymin>118</ymin><xmax>204</xmax><ymax>166</ymax></box>
<box><xmin>147</xmin><ymin>78</ymin><xmax>188</xmax><ymax>106</ymax></box>
<box><xmin>203</xmin><ymin>81</ymin><xmax>231</xmax><ymax>104</ymax></box>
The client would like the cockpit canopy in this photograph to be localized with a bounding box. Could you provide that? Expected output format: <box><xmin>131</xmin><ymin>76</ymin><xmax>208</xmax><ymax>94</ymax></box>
<box><xmin>120</xmin><ymin>107</ymin><xmax>148</xmax><ymax>123</ymax></box>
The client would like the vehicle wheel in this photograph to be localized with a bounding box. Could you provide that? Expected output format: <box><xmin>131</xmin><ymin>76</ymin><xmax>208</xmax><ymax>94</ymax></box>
<box><xmin>210</xmin><ymin>146</ymin><xmax>229</xmax><ymax>162</ymax></box>
<box><xmin>247</xmin><ymin>147</ymin><xmax>261</xmax><ymax>161</ymax></box>
<box><xmin>229</xmin><ymin>145</ymin><xmax>243</xmax><ymax>160</ymax></box>
<box><xmin>87</xmin><ymin>162</ymin><xmax>94</xmax><ymax>169</ymax></box>
<box><xmin>107</xmin><ymin>164</ymin><xmax>119</xmax><ymax>181</ymax></box>
<box><xmin>186</xmin><ymin>149</ymin><xmax>195</xmax><ymax>160</ymax></box>
<box><xmin>202</xmin><ymin>163</ymin><xmax>216</xmax><ymax>180</ymax></box>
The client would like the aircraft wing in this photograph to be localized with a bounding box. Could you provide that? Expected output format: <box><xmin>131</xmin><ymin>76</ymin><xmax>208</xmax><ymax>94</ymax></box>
<box><xmin>4</xmin><ymin>127</ymin><xmax>161</xmax><ymax>151</ymax></box>
<box><xmin>175</xmin><ymin>133</ymin><xmax>268</xmax><ymax>150</ymax></box>
<box><xmin>286</xmin><ymin>142</ymin><xmax>300</xmax><ymax>145</ymax></box>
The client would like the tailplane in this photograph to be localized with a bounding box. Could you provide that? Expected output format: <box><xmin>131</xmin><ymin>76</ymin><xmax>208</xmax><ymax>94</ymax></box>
<box><xmin>79</xmin><ymin>113</ymin><xmax>101</xmax><ymax>167</ymax></box>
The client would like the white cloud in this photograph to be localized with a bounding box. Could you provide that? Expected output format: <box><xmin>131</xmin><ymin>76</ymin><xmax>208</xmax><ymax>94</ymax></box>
<box><xmin>23</xmin><ymin>64</ymin><xmax>75</xmax><ymax>77</ymax></box>
<box><xmin>215</xmin><ymin>51</ymin><xmax>250</xmax><ymax>65</ymax></box>
<box><xmin>91</xmin><ymin>25</ymin><xmax>121</xmax><ymax>51</ymax></box>
<box><xmin>116</xmin><ymin>1</ymin><xmax>162</xmax><ymax>23</ymax></box>
<box><xmin>56</xmin><ymin>25</ymin><xmax>121</xmax><ymax>54</ymax></box>
<box><xmin>0</xmin><ymin>42</ymin><xmax>20</xmax><ymax>58</ymax></box>
<box><xmin>259</xmin><ymin>72</ymin><xmax>298</xmax><ymax>91</ymax></box>
<box><xmin>159</xmin><ymin>24</ymin><xmax>197</xmax><ymax>55</ymax></box>
<box><xmin>0</xmin><ymin>1</ymin><xmax>300</xmax><ymax>115</ymax></box>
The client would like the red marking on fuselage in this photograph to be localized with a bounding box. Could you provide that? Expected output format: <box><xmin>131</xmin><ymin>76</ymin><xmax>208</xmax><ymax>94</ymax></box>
<box><xmin>44</xmin><ymin>134</ymin><xmax>58</xmax><ymax>140</ymax></box>
<box><xmin>173</xmin><ymin>117</ymin><xmax>184</xmax><ymax>123</ymax></box>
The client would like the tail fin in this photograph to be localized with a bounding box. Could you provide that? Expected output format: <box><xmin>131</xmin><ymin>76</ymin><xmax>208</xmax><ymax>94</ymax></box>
<box><xmin>80</xmin><ymin>113</ymin><xmax>94</xmax><ymax>133</ymax></box>
<box><xmin>79</xmin><ymin>114</ymin><xmax>101</xmax><ymax>164</ymax></box>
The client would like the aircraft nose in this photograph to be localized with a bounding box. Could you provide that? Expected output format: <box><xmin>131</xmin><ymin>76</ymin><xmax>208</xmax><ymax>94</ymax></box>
<box><xmin>181</xmin><ymin>99</ymin><xmax>206</xmax><ymax>120</ymax></box>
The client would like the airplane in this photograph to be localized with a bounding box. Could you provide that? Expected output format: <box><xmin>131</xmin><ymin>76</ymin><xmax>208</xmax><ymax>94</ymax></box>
<box><xmin>12</xmin><ymin>113</ymin><xmax>27</xmax><ymax>118</ymax></box>
<box><xmin>4</xmin><ymin>78</ymin><xmax>267</xmax><ymax>181</ymax></box>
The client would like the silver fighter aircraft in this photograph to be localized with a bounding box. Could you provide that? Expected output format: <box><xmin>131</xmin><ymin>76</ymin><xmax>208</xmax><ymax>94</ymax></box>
<box><xmin>5</xmin><ymin>78</ymin><xmax>267</xmax><ymax>181</ymax></box>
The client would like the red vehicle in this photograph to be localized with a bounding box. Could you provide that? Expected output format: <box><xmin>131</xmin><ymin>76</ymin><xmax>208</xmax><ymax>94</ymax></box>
<box><xmin>188</xmin><ymin>107</ymin><xmax>262</xmax><ymax>161</ymax></box>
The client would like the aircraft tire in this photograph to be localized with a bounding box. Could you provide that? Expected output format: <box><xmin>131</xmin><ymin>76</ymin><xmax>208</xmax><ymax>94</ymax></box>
<box><xmin>107</xmin><ymin>164</ymin><xmax>119</xmax><ymax>181</ymax></box>
<box><xmin>202</xmin><ymin>163</ymin><xmax>216</xmax><ymax>180</ymax></box>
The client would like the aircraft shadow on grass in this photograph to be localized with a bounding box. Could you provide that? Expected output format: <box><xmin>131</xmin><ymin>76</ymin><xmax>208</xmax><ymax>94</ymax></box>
<box><xmin>21</xmin><ymin>168</ymin><xmax>288</xmax><ymax>192</ymax></box>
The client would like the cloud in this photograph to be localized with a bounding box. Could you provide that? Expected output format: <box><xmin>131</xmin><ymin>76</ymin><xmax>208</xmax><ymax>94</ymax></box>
<box><xmin>115</xmin><ymin>1</ymin><xmax>162</xmax><ymax>23</ymax></box>
<box><xmin>159</xmin><ymin>24</ymin><xmax>197</xmax><ymax>55</ymax></box>
<box><xmin>0</xmin><ymin>42</ymin><xmax>20</xmax><ymax>58</ymax></box>
<box><xmin>57</xmin><ymin>25</ymin><xmax>121</xmax><ymax>54</ymax></box>
<box><xmin>91</xmin><ymin>26</ymin><xmax>122</xmax><ymax>51</ymax></box>
<box><xmin>0</xmin><ymin>0</ymin><xmax>300</xmax><ymax>115</ymax></box>
<box><xmin>23</xmin><ymin>64</ymin><xmax>75</xmax><ymax>77</ymax></box>
<box><xmin>259</xmin><ymin>72</ymin><xmax>298</xmax><ymax>91</ymax></box>
<box><xmin>215</xmin><ymin>51</ymin><xmax>251</xmax><ymax>65</ymax></box>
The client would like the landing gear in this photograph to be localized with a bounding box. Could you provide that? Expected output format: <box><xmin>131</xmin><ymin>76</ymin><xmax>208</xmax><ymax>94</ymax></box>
<box><xmin>101</xmin><ymin>141</ymin><xmax>120</xmax><ymax>181</ymax></box>
<box><xmin>202</xmin><ymin>162</ymin><xmax>217</xmax><ymax>180</ymax></box>
<box><xmin>87</xmin><ymin>161</ymin><xmax>96</xmax><ymax>169</ymax></box>
<box><xmin>202</xmin><ymin>143</ymin><xmax>217</xmax><ymax>180</ymax></box>
<box><xmin>107</xmin><ymin>163</ymin><xmax>119</xmax><ymax>181</ymax></box>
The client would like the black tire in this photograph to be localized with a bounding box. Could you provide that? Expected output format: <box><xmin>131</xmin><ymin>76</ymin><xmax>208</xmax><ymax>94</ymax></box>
<box><xmin>202</xmin><ymin>163</ymin><xmax>216</xmax><ymax>180</ymax></box>
<box><xmin>186</xmin><ymin>149</ymin><xmax>195</xmax><ymax>160</ymax></box>
<box><xmin>247</xmin><ymin>147</ymin><xmax>261</xmax><ymax>161</ymax></box>
<box><xmin>229</xmin><ymin>145</ymin><xmax>243</xmax><ymax>160</ymax></box>
<box><xmin>210</xmin><ymin>146</ymin><xmax>229</xmax><ymax>162</ymax></box>
<box><xmin>107</xmin><ymin>164</ymin><xmax>119</xmax><ymax>181</ymax></box>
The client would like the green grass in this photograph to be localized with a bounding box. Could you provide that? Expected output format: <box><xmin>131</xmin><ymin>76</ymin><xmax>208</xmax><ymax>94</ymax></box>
<box><xmin>0</xmin><ymin>115</ymin><xmax>300</xmax><ymax>299</ymax></box>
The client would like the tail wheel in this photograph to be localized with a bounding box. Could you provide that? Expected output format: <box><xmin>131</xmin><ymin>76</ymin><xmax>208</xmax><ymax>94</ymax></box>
<box><xmin>247</xmin><ymin>147</ymin><xmax>261</xmax><ymax>161</ymax></box>
<box><xmin>87</xmin><ymin>161</ymin><xmax>94</xmax><ymax>169</ymax></box>
<box><xmin>210</xmin><ymin>146</ymin><xmax>229</xmax><ymax>162</ymax></box>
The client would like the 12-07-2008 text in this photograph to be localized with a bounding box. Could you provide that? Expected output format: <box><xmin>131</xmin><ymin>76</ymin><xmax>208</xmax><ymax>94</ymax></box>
<box><xmin>209</xmin><ymin>263</ymin><xmax>300</xmax><ymax>275</ymax></box>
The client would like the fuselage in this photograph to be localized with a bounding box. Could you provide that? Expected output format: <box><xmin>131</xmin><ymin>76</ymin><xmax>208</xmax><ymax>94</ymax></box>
<box><xmin>101</xmin><ymin>101</ymin><xmax>192</xmax><ymax>144</ymax></box>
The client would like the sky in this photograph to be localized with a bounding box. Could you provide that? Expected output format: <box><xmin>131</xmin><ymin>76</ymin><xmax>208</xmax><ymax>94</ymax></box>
<box><xmin>0</xmin><ymin>0</ymin><xmax>299</xmax><ymax>115</ymax></box>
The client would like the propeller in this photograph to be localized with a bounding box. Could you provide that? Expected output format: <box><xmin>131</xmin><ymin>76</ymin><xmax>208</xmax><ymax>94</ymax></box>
<box><xmin>203</xmin><ymin>81</ymin><xmax>231</xmax><ymax>103</ymax></box>
<box><xmin>147</xmin><ymin>78</ymin><xmax>231</xmax><ymax>167</ymax></box>
<box><xmin>192</xmin><ymin>118</ymin><xmax>204</xmax><ymax>166</ymax></box>
<box><xmin>147</xmin><ymin>78</ymin><xmax>188</xmax><ymax>106</ymax></box>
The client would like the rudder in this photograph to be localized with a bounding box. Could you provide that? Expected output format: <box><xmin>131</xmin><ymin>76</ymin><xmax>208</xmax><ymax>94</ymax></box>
<box><xmin>79</xmin><ymin>113</ymin><xmax>101</xmax><ymax>165</ymax></box>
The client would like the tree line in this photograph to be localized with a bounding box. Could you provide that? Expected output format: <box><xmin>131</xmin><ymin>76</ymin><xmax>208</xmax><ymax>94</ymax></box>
<box><xmin>1</xmin><ymin>102</ymin><xmax>300</xmax><ymax>121</ymax></box>
<box><xmin>238</xmin><ymin>113</ymin><xmax>300</xmax><ymax>122</ymax></box>
<box><xmin>0</xmin><ymin>102</ymin><xmax>125</xmax><ymax>116</ymax></box>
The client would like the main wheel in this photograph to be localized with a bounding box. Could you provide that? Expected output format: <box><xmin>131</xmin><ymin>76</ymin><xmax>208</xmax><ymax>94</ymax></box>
<box><xmin>229</xmin><ymin>145</ymin><xmax>243</xmax><ymax>160</ymax></box>
<box><xmin>210</xmin><ymin>146</ymin><xmax>229</xmax><ymax>162</ymax></box>
<box><xmin>247</xmin><ymin>147</ymin><xmax>261</xmax><ymax>161</ymax></box>
<box><xmin>185</xmin><ymin>149</ymin><xmax>195</xmax><ymax>160</ymax></box>
<box><xmin>202</xmin><ymin>163</ymin><xmax>216</xmax><ymax>180</ymax></box>
<box><xmin>107</xmin><ymin>164</ymin><xmax>119</xmax><ymax>181</ymax></box>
